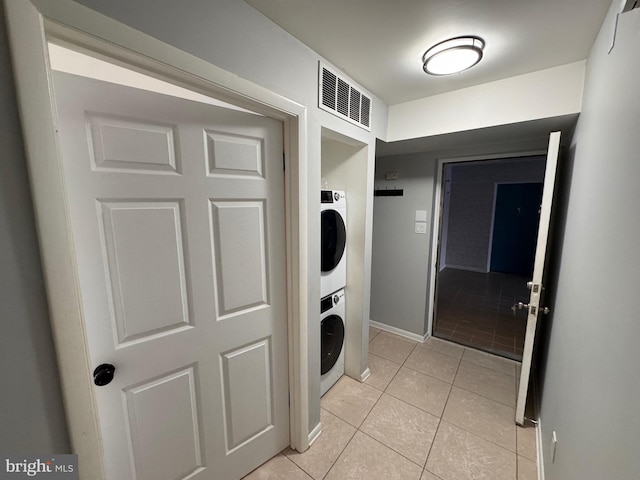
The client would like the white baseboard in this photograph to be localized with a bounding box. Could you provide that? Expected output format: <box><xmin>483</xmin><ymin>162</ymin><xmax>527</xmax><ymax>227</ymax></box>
<box><xmin>360</xmin><ymin>368</ymin><xmax>371</xmax><ymax>382</ymax></box>
<box><xmin>530</xmin><ymin>368</ymin><xmax>543</xmax><ymax>480</ymax></box>
<box><xmin>536</xmin><ymin>417</ymin><xmax>545</xmax><ymax>480</ymax></box>
<box><xmin>369</xmin><ymin>320</ymin><xmax>428</xmax><ymax>343</ymax></box>
<box><xmin>307</xmin><ymin>421</ymin><xmax>322</xmax><ymax>448</ymax></box>
<box><xmin>445</xmin><ymin>264</ymin><xmax>489</xmax><ymax>273</ymax></box>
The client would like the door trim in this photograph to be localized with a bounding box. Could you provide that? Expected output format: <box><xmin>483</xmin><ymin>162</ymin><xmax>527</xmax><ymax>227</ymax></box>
<box><xmin>5</xmin><ymin>1</ymin><xmax>309</xmax><ymax>477</ymax></box>
<box><xmin>426</xmin><ymin>150</ymin><xmax>546</xmax><ymax>336</ymax></box>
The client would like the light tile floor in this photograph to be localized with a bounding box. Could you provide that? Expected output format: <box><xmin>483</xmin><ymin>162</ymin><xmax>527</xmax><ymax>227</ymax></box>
<box><xmin>244</xmin><ymin>329</ymin><xmax>538</xmax><ymax>480</ymax></box>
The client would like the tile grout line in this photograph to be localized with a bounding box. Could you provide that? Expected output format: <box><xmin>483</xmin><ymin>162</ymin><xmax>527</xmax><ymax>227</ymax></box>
<box><xmin>331</xmin><ymin>341</ymin><xmax>422</xmax><ymax>478</ymax></box>
<box><xmin>424</xmin><ymin>345</ymin><xmax>465</xmax><ymax>470</ymax></box>
<box><xmin>322</xmin><ymin>338</ymin><xmax>419</xmax><ymax>480</ymax></box>
<box><xmin>318</xmin><ymin>409</ymin><xmax>357</xmax><ymax>480</ymax></box>
<box><xmin>281</xmin><ymin>453</ymin><xmax>315</xmax><ymax>480</ymax></box>
<box><xmin>365</xmin><ymin>342</ymin><xmax>429</xmax><ymax>474</ymax></box>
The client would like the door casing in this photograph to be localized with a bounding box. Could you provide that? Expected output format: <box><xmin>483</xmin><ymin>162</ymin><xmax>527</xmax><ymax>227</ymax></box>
<box><xmin>4</xmin><ymin>1</ymin><xmax>309</xmax><ymax>478</ymax></box>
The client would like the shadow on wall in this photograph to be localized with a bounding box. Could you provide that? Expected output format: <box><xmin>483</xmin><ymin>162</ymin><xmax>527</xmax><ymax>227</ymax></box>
<box><xmin>533</xmin><ymin>139</ymin><xmax>577</xmax><ymax>404</ymax></box>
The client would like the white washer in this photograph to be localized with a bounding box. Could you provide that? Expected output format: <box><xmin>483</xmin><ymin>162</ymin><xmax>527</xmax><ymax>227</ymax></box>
<box><xmin>321</xmin><ymin>190</ymin><xmax>347</xmax><ymax>298</ymax></box>
<box><xmin>320</xmin><ymin>289</ymin><xmax>345</xmax><ymax>396</ymax></box>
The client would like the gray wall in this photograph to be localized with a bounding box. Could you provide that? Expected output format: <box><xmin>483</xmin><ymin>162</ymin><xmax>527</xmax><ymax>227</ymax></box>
<box><xmin>0</xmin><ymin>1</ymin><xmax>70</xmax><ymax>453</ymax></box>
<box><xmin>539</xmin><ymin>3</ymin><xmax>640</xmax><ymax>480</ymax></box>
<box><xmin>444</xmin><ymin>157</ymin><xmax>545</xmax><ymax>271</ymax></box>
<box><xmin>370</xmin><ymin>154</ymin><xmax>437</xmax><ymax>336</ymax></box>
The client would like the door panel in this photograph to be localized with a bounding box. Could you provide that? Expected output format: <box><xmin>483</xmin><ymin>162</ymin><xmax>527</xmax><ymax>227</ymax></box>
<box><xmin>125</xmin><ymin>366</ymin><xmax>204</xmax><ymax>480</ymax></box>
<box><xmin>52</xmin><ymin>71</ymin><xmax>289</xmax><ymax>479</ymax></box>
<box><xmin>221</xmin><ymin>339</ymin><xmax>273</xmax><ymax>451</ymax></box>
<box><xmin>515</xmin><ymin>132</ymin><xmax>561</xmax><ymax>425</ymax></box>
<box><xmin>88</xmin><ymin>113</ymin><xmax>179</xmax><ymax>173</ymax></box>
<box><xmin>210</xmin><ymin>201</ymin><xmax>269</xmax><ymax>316</ymax></box>
<box><xmin>206</xmin><ymin>131</ymin><xmax>264</xmax><ymax>177</ymax></box>
<box><xmin>100</xmin><ymin>201</ymin><xmax>192</xmax><ymax>344</ymax></box>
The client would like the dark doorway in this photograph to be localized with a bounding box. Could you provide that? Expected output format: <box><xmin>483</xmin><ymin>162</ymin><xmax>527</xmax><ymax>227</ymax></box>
<box><xmin>490</xmin><ymin>183</ymin><xmax>543</xmax><ymax>276</ymax></box>
<box><xmin>432</xmin><ymin>157</ymin><xmax>546</xmax><ymax>360</ymax></box>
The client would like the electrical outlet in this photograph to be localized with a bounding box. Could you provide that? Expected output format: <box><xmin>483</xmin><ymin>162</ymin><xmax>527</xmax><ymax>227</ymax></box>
<box><xmin>385</xmin><ymin>172</ymin><xmax>398</xmax><ymax>180</ymax></box>
<box><xmin>415</xmin><ymin>222</ymin><xmax>427</xmax><ymax>234</ymax></box>
<box><xmin>551</xmin><ymin>431</ymin><xmax>558</xmax><ymax>463</ymax></box>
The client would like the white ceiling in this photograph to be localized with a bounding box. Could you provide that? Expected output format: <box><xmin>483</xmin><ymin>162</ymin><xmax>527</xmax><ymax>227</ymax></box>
<box><xmin>246</xmin><ymin>0</ymin><xmax>611</xmax><ymax>105</ymax></box>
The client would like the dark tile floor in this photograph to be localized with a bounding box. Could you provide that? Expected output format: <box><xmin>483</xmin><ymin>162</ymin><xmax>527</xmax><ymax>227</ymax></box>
<box><xmin>433</xmin><ymin>268</ymin><xmax>530</xmax><ymax>360</ymax></box>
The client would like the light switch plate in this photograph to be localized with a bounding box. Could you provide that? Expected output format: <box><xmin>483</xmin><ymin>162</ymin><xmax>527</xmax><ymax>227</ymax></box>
<box><xmin>415</xmin><ymin>222</ymin><xmax>427</xmax><ymax>234</ymax></box>
<box><xmin>415</xmin><ymin>210</ymin><xmax>427</xmax><ymax>222</ymax></box>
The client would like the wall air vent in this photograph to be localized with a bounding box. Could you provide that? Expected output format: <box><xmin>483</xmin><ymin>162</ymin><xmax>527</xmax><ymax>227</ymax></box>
<box><xmin>319</xmin><ymin>63</ymin><xmax>371</xmax><ymax>131</ymax></box>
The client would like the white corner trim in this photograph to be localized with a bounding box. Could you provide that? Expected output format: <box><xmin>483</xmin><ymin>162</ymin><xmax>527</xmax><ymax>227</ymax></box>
<box><xmin>360</xmin><ymin>368</ymin><xmax>371</xmax><ymax>382</ymax></box>
<box><xmin>536</xmin><ymin>417</ymin><xmax>545</xmax><ymax>480</ymax></box>
<box><xmin>307</xmin><ymin>422</ymin><xmax>322</xmax><ymax>450</ymax></box>
<box><xmin>369</xmin><ymin>320</ymin><xmax>428</xmax><ymax>343</ymax></box>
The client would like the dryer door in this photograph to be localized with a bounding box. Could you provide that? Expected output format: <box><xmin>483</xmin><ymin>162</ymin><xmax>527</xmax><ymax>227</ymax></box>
<box><xmin>320</xmin><ymin>314</ymin><xmax>345</xmax><ymax>375</ymax></box>
<box><xmin>321</xmin><ymin>209</ymin><xmax>346</xmax><ymax>272</ymax></box>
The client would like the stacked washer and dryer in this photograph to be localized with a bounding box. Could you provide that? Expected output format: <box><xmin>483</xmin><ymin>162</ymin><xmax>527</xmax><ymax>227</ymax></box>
<box><xmin>320</xmin><ymin>190</ymin><xmax>347</xmax><ymax>396</ymax></box>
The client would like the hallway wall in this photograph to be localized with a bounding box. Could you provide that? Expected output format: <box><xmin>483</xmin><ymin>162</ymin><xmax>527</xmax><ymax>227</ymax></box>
<box><xmin>539</xmin><ymin>3</ymin><xmax>640</xmax><ymax>479</ymax></box>
<box><xmin>370</xmin><ymin>154</ymin><xmax>437</xmax><ymax>336</ymax></box>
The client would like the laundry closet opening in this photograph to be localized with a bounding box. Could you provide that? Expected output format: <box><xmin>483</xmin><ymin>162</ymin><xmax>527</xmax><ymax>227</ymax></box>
<box><xmin>320</xmin><ymin>128</ymin><xmax>369</xmax><ymax>388</ymax></box>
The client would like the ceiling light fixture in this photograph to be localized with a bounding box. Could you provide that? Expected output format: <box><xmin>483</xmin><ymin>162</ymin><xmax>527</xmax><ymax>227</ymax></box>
<box><xmin>422</xmin><ymin>36</ymin><xmax>485</xmax><ymax>76</ymax></box>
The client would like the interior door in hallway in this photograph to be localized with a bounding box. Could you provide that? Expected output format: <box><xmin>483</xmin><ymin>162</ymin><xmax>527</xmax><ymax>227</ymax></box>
<box><xmin>52</xmin><ymin>71</ymin><xmax>289</xmax><ymax>479</ymax></box>
<box><xmin>516</xmin><ymin>131</ymin><xmax>561</xmax><ymax>425</ymax></box>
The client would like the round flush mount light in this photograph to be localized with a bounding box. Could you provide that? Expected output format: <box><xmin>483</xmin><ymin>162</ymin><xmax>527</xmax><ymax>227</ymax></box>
<box><xmin>422</xmin><ymin>36</ymin><xmax>485</xmax><ymax>76</ymax></box>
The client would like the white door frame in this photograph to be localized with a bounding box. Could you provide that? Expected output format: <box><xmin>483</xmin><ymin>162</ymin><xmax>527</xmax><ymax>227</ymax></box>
<box><xmin>5</xmin><ymin>1</ymin><xmax>309</xmax><ymax>477</ymax></box>
<box><xmin>426</xmin><ymin>151</ymin><xmax>546</xmax><ymax>336</ymax></box>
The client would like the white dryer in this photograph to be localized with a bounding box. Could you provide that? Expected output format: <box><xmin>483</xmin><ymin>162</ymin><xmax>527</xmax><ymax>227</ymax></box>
<box><xmin>321</xmin><ymin>190</ymin><xmax>347</xmax><ymax>298</ymax></box>
<box><xmin>320</xmin><ymin>288</ymin><xmax>345</xmax><ymax>396</ymax></box>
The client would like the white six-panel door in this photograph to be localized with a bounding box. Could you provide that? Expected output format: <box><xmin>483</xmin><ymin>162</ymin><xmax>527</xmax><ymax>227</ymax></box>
<box><xmin>52</xmin><ymin>71</ymin><xmax>289</xmax><ymax>479</ymax></box>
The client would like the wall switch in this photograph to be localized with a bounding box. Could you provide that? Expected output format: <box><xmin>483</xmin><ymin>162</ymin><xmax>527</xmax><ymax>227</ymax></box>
<box><xmin>415</xmin><ymin>210</ymin><xmax>427</xmax><ymax>222</ymax></box>
<box><xmin>415</xmin><ymin>222</ymin><xmax>427</xmax><ymax>234</ymax></box>
<box><xmin>551</xmin><ymin>431</ymin><xmax>558</xmax><ymax>463</ymax></box>
<box><xmin>385</xmin><ymin>172</ymin><xmax>398</xmax><ymax>180</ymax></box>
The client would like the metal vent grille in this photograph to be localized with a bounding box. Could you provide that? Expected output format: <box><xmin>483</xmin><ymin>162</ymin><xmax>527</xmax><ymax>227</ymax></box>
<box><xmin>318</xmin><ymin>62</ymin><xmax>371</xmax><ymax>131</ymax></box>
<box><xmin>322</xmin><ymin>69</ymin><xmax>337</xmax><ymax>110</ymax></box>
<box><xmin>337</xmin><ymin>78</ymin><xmax>349</xmax><ymax>117</ymax></box>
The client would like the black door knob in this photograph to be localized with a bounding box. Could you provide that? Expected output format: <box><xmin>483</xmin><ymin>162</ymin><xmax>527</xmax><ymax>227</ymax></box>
<box><xmin>93</xmin><ymin>363</ymin><xmax>115</xmax><ymax>386</ymax></box>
